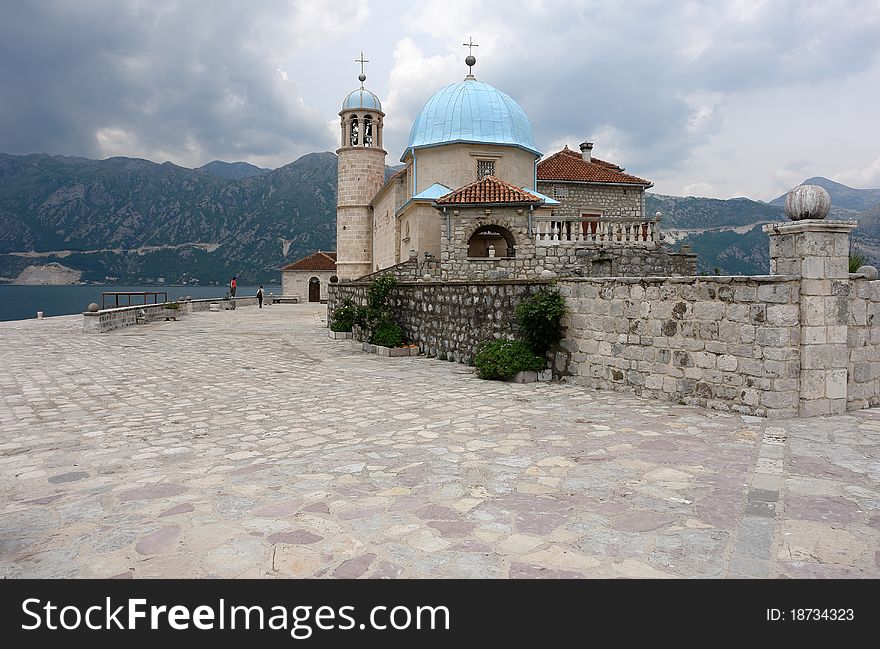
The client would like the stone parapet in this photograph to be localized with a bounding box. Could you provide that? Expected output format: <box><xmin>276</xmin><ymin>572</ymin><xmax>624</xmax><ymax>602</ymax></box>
<box><xmin>554</xmin><ymin>276</ymin><xmax>802</xmax><ymax>419</ymax></box>
<box><xmin>82</xmin><ymin>296</ymin><xmax>260</xmax><ymax>333</ymax></box>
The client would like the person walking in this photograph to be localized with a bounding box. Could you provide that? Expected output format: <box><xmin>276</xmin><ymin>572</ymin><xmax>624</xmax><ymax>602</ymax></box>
<box><xmin>257</xmin><ymin>285</ymin><xmax>264</xmax><ymax>309</ymax></box>
<box><xmin>229</xmin><ymin>276</ymin><xmax>237</xmax><ymax>297</ymax></box>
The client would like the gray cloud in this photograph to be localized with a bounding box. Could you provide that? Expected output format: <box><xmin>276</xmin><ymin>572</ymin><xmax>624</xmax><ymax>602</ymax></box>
<box><xmin>1</xmin><ymin>0</ymin><xmax>879</xmax><ymax>198</ymax></box>
<box><xmin>0</xmin><ymin>1</ymin><xmax>331</xmax><ymax>166</ymax></box>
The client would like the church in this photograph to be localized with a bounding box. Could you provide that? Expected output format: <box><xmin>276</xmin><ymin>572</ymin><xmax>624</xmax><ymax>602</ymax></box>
<box><xmin>283</xmin><ymin>47</ymin><xmax>694</xmax><ymax>299</ymax></box>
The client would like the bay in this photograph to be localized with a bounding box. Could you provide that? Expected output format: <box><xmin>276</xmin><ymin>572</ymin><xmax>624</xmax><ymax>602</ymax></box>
<box><xmin>0</xmin><ymin>285</ymin><xmax>282</xmax><ymax>322</ymax></box>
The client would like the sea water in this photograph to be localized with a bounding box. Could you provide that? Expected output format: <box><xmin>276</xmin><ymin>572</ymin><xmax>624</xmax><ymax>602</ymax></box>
<box><xmin>0</xmin><ymin>285</ymin><xmax>281</xmax><ymax>322</ymax></box>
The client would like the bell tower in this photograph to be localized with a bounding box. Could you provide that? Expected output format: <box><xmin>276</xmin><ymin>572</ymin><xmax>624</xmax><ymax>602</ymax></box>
<box><xmin>336</xmin><ymin>52</ymin><xmax>386</xmax><ymax>280</ymax></box>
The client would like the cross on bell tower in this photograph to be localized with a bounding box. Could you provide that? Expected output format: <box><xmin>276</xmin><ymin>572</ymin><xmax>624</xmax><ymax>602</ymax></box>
<box><xmin>355</xmin><ymin>51</ymin><xmax>369</xmax><ymax>88</ymax></box>
<box><xmin>462</xmin><ymin>36</ymin><xmax>478</xmax><ymax>79</ymax></box>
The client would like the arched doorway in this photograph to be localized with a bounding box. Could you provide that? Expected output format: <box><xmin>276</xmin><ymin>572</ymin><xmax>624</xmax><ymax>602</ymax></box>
<box><xmin>467</xmin><ymin>224</ymin><xmax>516</xmax><ymax>258</ymax></box>
<box><xmin>308</xmin><ymin>277</ymin><xmax>320</xmax><ymax>302</ymax></box>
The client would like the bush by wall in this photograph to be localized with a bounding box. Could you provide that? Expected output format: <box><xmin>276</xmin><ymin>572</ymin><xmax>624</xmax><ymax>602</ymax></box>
<box><xmin>516</xmin><ymin>288</ymin><xmax>566</xmax><ymax>354</ymax></box>
<box><xmin>371</xmin><ymin>319</ymin><xmax>404</xmax><ymax>347</ymax></box>
<box><xmin>330</xmin><ymin>299</ymin><xmax>357</xmax><ymax>332</ymax></box>
<box><xmin>473</xmin><ymin>339</ymin><xmax>546</xmax><ymax>380</ymax></box>
<box><xmin>354</xmin><ymin>275</ymin><xmax>407</xmax><ymax>345</ymax></box>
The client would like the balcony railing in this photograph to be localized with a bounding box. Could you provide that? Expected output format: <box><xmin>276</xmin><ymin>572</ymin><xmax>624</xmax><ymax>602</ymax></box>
<box><xmin>534</xmin><ymin>216</ymin><xmax>662</xmax><ymax>246</ymax></box>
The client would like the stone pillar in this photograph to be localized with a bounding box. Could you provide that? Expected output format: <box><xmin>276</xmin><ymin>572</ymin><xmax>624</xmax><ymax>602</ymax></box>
<box><xmin>763</xmin><ymin>219</ymin><xmax>857</xmax><ymax>416</ymax></box>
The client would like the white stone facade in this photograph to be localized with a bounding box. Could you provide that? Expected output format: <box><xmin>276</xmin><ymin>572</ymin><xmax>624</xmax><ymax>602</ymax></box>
<box><xmin>282</xmin><ymin>269</ymin><xmax>337</xmax><ymax>303</ymax></box>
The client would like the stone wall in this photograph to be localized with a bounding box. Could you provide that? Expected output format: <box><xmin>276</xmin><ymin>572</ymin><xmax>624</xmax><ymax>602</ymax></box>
<box><xmin>537</xmin><ymin>244</ymin><xmax>697</xmax><ymax>277</ymax></box>
<box><xmin>848</xmin><ymin>277</ymin><xmax>880</xmax><ymax>409</ymax></box>
<box><xmin>552</xmin><ymin>276</ymin><xmax>802</xmax><ymax>418</ymax></box>
<box><xmin>83</xmin><ymin>296</ymin><xmax>260</xmax><ymax>333</ymax></box>
<box><xmin>536</xmin><ymin>182</ymin><xmax>644</xmax><ymax>219</ymax></box>
<box><xmin>328</xmin><ymin>280</ymin><xmax>549</xmax><ymax>363</ymax></box>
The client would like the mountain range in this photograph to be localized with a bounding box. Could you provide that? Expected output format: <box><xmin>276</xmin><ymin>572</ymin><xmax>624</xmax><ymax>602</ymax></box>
<box><xmin>651</xmin><ymin>179</ymin><xmax>880</xmax><ymax>275</ymax></box>
<box><xmin>0</xmin><ymin>151</ymin><xmax>878</xmax><ymax>283</ymax></box>
<box><xmin>0</xmin><ymin>152</ymin><xmax>338</xmax><ymax>284</ymax></box>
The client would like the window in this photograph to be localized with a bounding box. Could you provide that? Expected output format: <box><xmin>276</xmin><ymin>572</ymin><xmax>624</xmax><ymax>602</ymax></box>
<box><xmin>349</xmin><ymin>116</ymin><xmax>359</xmax><ymax>146</ymax></box>
<box><xmin>553</xmin><ymin>186</ymin><xmax>569</xmax><ymax>199</ymax></box>
<box><xmin>477</xmin><ymin>159</ymin><xmax>495</xmax><ymax>178</ymax></box>
<box><xmin>329</xmin><ymin>276</ymin><xmax>339</xmax><ymax>284</ymax></box>
<box><xmin>363</xmin><ymin>115</ymin><xmax>373</xmax><ymax>146</ymax></box>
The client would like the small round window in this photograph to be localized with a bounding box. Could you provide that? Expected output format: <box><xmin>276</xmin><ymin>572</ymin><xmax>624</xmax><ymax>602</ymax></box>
<box><xmin>329</xmin><ymin>275</ymin><xmax>339</xmax><ymax>284</ymax></box>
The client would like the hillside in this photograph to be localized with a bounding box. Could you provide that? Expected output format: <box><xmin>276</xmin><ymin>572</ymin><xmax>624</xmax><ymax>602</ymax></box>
<box><xmin>0</xmin><ymin>152</ymin><xmax>340</xmax><ymax>284</ymax></box>
<box><xmin>198</xmin><ymin>160</ymin><xmax>270</xmax><ymax>180</ymax></box>
<box><xmin>646</xmin><ymin>193</ymin><xmax>784</xmax><ymax>229</ymax></box>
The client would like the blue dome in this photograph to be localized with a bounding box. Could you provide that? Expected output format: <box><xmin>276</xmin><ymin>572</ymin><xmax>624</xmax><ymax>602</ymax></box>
<box><xmin>403</xmin><ymin>79</ymin><xmax>539</xmax><ymax>161</ymax></box>
<box><xmin>342</xmin><ymin>88</ymin><xmax>382</xmax><ymax>112</ymax></box>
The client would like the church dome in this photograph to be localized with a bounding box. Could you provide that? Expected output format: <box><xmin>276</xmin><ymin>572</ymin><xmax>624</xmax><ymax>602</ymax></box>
<box><xmin>403</xmin><ymin>78</ymin><xmax>539</xmax><ymax>161</ymax></box>
<box><xmin>342</xmin><ymin>88</ymin><xmax>382</xmax><ymax>112</ymax></box>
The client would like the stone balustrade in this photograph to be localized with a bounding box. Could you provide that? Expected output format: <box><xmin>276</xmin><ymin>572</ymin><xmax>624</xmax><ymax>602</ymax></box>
<box><xmin>534</xmin><ymin>216</ymin><xmax>662</xmax><ymax>246</ymax></box>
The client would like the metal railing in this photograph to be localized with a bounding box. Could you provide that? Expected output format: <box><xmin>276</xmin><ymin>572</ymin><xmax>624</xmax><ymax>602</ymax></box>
<box><xmin>102</xmin><ymin>291</ymin><xmax>168</xmax><ymax>309</ymax></box>
<box><xmin>535</xmin><ymin>216</ymin><xmax>662</xmax><ymax>246</ymax></box>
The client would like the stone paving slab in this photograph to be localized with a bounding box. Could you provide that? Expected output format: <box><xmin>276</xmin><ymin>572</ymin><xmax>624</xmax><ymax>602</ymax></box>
<box><xmin>0</xmin><ymin>305</ymin><xmax>877</xmax><ymax>578</ymax></box>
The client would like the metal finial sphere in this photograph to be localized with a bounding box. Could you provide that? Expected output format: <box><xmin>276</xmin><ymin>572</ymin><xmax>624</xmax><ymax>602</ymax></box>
<box><xmin>358</xmin><ymin>73</ymin><xmax>366</xmax><ymax>82</ymax></box>
<box><xmin>784</xmin><ymin>184</ymin><xmax>831</xmax><ymax>221</ymax></box>
<box><xmin>465</xmin><ymin>55</ymin><xmax>476</xmax><ymax>67</ymax></box>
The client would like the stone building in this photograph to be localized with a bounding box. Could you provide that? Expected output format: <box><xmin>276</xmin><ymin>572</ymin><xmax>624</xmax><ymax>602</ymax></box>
<box><xmin>281</xmin><ymin>251</ymin><xmax>337</xmax><ymax>303</ymax></box>
<box><xmin>324</xmin><ymin>51</ymin><xmax>695</xmax><ymax>283</ymax></box>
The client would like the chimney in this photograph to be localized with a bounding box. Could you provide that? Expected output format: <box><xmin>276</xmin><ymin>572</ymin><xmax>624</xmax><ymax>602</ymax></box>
<box><xmin>579</xmin><ymin>141</ymin><xmax>593</xmax><ymax>162</ymax></box>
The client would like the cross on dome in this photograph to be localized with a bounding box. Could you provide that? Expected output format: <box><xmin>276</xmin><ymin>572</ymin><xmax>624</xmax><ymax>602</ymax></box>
<box><xmin>462</xmin><ymin>37</ymin><xmax>478</xmax><ymax>78</ymax></box>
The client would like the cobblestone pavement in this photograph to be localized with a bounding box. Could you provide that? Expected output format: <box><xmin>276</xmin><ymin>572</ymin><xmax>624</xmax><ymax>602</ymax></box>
<box><xmin>1</xmin><ymin>304</ymin><xmax>878</xmax><ymax>578</ymax></box>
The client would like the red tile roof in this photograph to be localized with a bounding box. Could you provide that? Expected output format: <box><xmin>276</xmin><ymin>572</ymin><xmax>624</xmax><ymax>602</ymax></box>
<box><xmin>435</xmin><ymin>175</ymin><xmax>543</xmax><ymax>205</ymax></box>
<box><xmin>281</xmin><ymin>251</ymin><xmax>337</xmax><ymax>271</ymax></box>
<box><xmin>537</xmin><ymin>146</ymin><xmax>652</xmax><ymax>186</ymax></box>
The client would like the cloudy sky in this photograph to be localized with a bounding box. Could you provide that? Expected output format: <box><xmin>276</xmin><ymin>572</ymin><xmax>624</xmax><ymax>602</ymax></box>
<box><xmin>1</xmin><ymin>0</ymin><xmax>879</xmax><ymax>200</ymax></box>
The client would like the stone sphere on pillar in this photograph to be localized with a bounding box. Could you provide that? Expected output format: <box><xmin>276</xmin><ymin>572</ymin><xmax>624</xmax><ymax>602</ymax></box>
<box><xmin>784</xmin><ymin>184</ymin><xmax>831</xmax><ymax>221</ymax></box>
<box><xmin>87</xmin><ymin>303</ymin><xmax>99</xmax><ymax>312</ymax></box>
<box><xmin>857</xmin><ymin>265</ymin><xmax>879</xmax><ymax>280</ymax></box>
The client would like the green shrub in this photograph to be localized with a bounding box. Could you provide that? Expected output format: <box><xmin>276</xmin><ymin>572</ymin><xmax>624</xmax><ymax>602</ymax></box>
<box><xmin>355</xmin><ymin>275</ymin><xmax>406</xmax><ymax>343</ymax></box>
<box><xmin>165</xmin><ymin>302</ymin><xmax>180</xmax><ymax>310</ymax></box>
<box><xmin>473</xmin><ymin>339</ymin><xmax>546</xmax><ymax>380</ymax></box>
<box><xmin>515</xmin><ymin>289</ymin><xmax>566</xmax><ymax>354</ymax></box>
<box><xmin>850</xmin><ymin>254</ymin><xmax>867</xmax><ymax>273</ymax></box>
<box><xmin>367</xmin><ymin>275</ymin><xmax>397</xmax><ymax>309</ymax></box>
<box><xmin>330</xmin><ymin>300</ymin><xmax>357</xmax><ymax>332</ymax></box>
<box><xmin>371</xmin><ymin>319</ymin><xmax>404</xmax><ymax>347</ymax></box>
